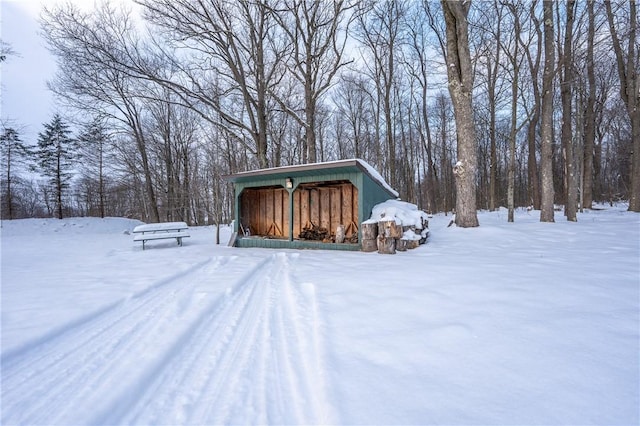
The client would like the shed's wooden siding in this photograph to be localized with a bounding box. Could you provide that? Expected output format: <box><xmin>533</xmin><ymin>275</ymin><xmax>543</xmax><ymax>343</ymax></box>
<box><xmin>292</xmin><ymin>182</ymin><xmax>358</xmax><ymax>239</ymax></box>
<box><xmin>240</xmin><ymin>187</ymin><xmax>289</xmax><ymax>237</ymax></box>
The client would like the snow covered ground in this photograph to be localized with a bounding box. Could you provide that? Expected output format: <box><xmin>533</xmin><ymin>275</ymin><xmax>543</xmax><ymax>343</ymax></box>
<box><xmin>1</xmin><ymin>206</ymin><xmax>638</xmax><ymax>425</ymax></box>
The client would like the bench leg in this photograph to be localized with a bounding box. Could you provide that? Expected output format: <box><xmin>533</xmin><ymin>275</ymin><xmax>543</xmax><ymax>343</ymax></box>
<box><xmin>177</xmin><ymin>237</ymin><xmax>182</xmax><ymax>246</ymax></box>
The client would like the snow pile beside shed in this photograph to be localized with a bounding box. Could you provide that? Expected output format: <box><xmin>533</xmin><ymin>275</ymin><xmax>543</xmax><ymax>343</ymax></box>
<box><xmin>361</xmin><ymin>200</ymin><xmax>430</xmax><ymax>254</ymax></box>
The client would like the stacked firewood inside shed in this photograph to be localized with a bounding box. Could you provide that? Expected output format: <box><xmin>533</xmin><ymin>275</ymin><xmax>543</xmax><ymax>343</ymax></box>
<box><xmin>299</xmin><ymin>223</ymin><xmax>330</xmax><ymax>241</ymax></box>
<box><xmin>299</xmin><ymin>223</ymin><xmax>358</xmax><ymax>243</ymax></box>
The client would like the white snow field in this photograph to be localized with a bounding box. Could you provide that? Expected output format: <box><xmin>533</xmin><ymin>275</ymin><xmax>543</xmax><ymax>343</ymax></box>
<box><xmin>1</xmin><ymin>206</ymin><xmax>639</xmax><ymax>425</ymax></box>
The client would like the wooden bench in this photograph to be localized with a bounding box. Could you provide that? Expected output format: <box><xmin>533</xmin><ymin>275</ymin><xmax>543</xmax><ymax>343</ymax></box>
<box><xmin>132</xmin><ymin>222</ymin><xmax>190</xmax><ymax>250</ymax></box>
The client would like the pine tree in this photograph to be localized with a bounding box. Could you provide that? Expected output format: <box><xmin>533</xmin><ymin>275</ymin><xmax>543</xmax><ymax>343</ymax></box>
<box><xmin>1</xmin><ymin>126</ymin><xmax>30</xmax><ymax>219</ymax></box>
<box><xmin>35</xmin><ymin>114</ymin><xmax>76</xmax><ymax>219</ymax></box>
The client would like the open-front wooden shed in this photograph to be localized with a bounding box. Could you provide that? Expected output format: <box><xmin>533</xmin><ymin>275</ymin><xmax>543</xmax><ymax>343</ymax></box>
<box><xmin>224</xmin><ymin>159</ymin><xmax>398</xmax><ymax>250</ymax></box>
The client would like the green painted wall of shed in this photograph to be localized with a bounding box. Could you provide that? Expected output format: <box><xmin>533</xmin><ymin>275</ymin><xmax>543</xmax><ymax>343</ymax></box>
<box><xmin>235</xmin><ymin>238</ymin><xmax>361</xmax><ymax>251</ymax></box>
<box><xmin>361</xmin><ymin>173</ymin><xmax>397</xmax><ymax>227</ymax></box>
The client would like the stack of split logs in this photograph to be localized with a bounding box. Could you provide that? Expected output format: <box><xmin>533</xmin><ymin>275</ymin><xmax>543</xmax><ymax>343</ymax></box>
<box><xmin>361</xmin><ymin>217</ymin><xmax>429</xmax><ymax>254</ymax></box>
<box><xmin>299</xmin><ymin>223</ymin><xmax>330</xmax><ymax>241</ymax></box>
<box><xmin>299</xmin><ymin>223</ymin><xmax>358</xmax><ymax>244</ymax></box>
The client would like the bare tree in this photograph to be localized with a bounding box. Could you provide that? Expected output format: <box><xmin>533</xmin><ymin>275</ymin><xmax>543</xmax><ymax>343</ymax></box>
<box><xmin>521</xmin><ymin>0</ymin><xmax>543</xmax><ymax>211</ymax></box>
<box><xmin>77</xmin><ymin>117</ymin><xmax>111</xmax><ymax>218</ymax></box>
<box><xmin>440</xmin><ymin>0</ymin><xmax>479</xmax><ymax>227</ymax></box>
<box><xmin>540</xmin><ymin>0</ymin><xmax>555</xmax><ymax>222</ymax></box>
<box><xmin>502</xmin><ymin>1</ymin><xmax>528</xmax><ymax>222</ymax></box>
<box><xmin>333</xmin><ymin>73</ymin><xmax>375</xmax><ymax>161</ymax></box>
<box><xmin>559</xmin><ymin>0</ymin><xmax>578</xmax><ymax>221</ymax></box>
<box><xmin>272</xmin><ymin>0</ymin><xmax>354</xmax><ymax>163</ymax></box>
<box><xmin>355</xmin><ymin>0</ymin><xmax>407</xmax><ymax>189</ymax></box>
<box><xmin>138</xmin><ymin>0</ymin><xmax>288</xmax><ymax>169</ymax></box>
<box><xmin>405</xmin><ymin>1</ymin><xmax>439</xmax><ymax>213</ymax></box>
<box><xmin>605</xmin><ymin>0</ymin><xmax>640</xmax><ymax>212</ymax></box>
<box><xmin>582</xmin><ymin>0</ymin><xmax>597</xmax><ymax>209</ymax></box>
<box><xmin>42</xmin><ymin>2</ymin><xmax>161</xmax><ymax>222</ymax></box>
<box><xmin>0</xmin><ymin>40</ymin><xmax>16</xmax><ymax>62</ymax></box>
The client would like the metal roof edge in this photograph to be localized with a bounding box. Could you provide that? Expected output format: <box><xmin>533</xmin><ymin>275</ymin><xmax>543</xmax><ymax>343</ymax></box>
<box><xmin>223</xmin><ymin>158</ymin><xmax>398</xmax><ymax>197</ymax></box>
<box><xmin>222</xmin><ymin>159</ymin><xmax>358</xmax><ymax>180</ymax></box>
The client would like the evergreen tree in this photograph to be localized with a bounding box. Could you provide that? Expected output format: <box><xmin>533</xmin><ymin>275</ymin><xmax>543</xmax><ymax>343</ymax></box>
<box><xmin>35</xmin><ymin>114</ymin><xmax>76</xmax><ymax>219</ymax></box>
<box><xmin>1</xmin><ymin>126</ymin><xmax>30</xmax><ymax>219</ymax></box>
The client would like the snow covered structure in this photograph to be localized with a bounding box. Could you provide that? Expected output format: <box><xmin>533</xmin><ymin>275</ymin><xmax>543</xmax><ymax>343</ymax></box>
<box><xmin>224</xmin><ymin>159</ymin><xmax>398</xmax><ymax>250</ymax></box>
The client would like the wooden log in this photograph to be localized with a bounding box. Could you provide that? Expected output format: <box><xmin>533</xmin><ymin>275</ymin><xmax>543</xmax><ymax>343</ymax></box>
<box><xmin>377</xmin><ymin>235</ymin><xmax>396</xmax><ymax>254</ymax></box>
<box><xmin>396</xmin><ymin>239</ymin><xmax>408</xmax><ymax>251</ymax></box>
<box><xmin>378</xmin><ymin>219</ymin><xmax>403</xmax><ymax>239</ymax></box>
<box><xmin>406</xmin><ymin>239</ymin><xmax>420</xmax><ymax>249</ymax></box>
<box><xmin>335</xmin><ymin>224</ymin><xmax>345</xmax><ymax>243</ymax></box>
<box><xmin>361</xmin><ymin>238</ymin><xmax>378</xmax><ymax>252</ymax></box>
<box><xmin>361</xmin><ymin>222</ymin><xmax>378</xmax><ymax>240</ymax></box>
<box><xmin>299</xmin><ymin>223</ymin><xmax>329</xmax><ymax>241</ymax></box>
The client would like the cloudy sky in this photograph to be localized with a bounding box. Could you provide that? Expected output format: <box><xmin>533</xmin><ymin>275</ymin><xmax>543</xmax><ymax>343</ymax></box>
<box><xmin>2</xmin><ymin>0</ymin><xmax>134</xmax><ymax>144</ymax></box>
<box><xmin>1</xmin><ymin>0</ymin><xmax>59</xmax><ymax>144</ymax></box>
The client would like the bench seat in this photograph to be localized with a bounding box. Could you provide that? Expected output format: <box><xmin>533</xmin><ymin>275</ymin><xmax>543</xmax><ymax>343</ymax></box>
<box><xmin>133</xmin><ymin>231</ymin><xmax>190</xmax><ymax>249</ymax></box>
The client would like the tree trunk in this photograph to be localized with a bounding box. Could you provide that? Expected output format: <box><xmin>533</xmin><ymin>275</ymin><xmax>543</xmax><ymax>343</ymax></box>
<box><xmin>98</xmin><ymin>143</ymin><xmax>105</xmax><ymax>218</ymax></box>
<box><xmin>540</xmin><ymin>0</ymin><xmax>555</xmax><ymax>222</ymax></box>
<box><xmin>560</xmin><ymin>0</ymin><xmax>578</xmax><ymax>222</ymax></box>
<box><xmin>488</xmin><ymin>55</ymin><xmax>498</xmax><ymax>212</ymax></box>
<box><xmin>525</xmin><ymin>2</ymin><xmax>542</xmax><ymax>210</ymax></box>
<box><xmin>508</xmin><ymin>63</ymin><xmax>518</xmax><ymax>223</ymax></box>
<box><xmin>422</xmin><ymin>86</ymin><xmax>439</xmax><ymax>213</ymax></box>
<box><xmin>305</xmin><ymin>89</ymin><xmax>317</xmax><ymax>163</ymax></box>
<box><xmin>441</xmin><ymin>0</ymin><xmax>479</xmax><ymax>227</ymax></box>
<box><xmin>583</xmin><ymin>0</ymin><xmax>596</xmax><ymax>210</ymax></box>
<box><xmin>56</xmin><ymin>141</ymin><xmax>63</xmax><ymax>219</ymax></box>
<box><xmin>540</xmin><ymin>1</ymin><xmax>555</xmax><ymax>222</ymax></box>
<box><xmin>134</xmin><ymin>127</ymin><xmax>160</xmax><ymax>223</ymax></box>
<box><xmin>605</xmin><ymin>0</ymin><xmax>639</xmax><ymax>212</ymax></box>
<box><xmin>5</xmin><ymin>144</ymin><xmax>12</xmax><ymax>220</ymax></box>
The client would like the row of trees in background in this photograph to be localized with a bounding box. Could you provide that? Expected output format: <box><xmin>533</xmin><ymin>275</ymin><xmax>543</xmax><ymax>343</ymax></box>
<box><xmin>1</xmin><ymin>0</ymin><xmax>638</xmax><ymax>225</ymax></box>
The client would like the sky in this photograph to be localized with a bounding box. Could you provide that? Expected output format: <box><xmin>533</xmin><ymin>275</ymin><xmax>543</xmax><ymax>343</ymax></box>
<box><xmin>1</xmin><ymin>0</ymin><xmax>58</xmax><ymax>144</ymax></box>
<box><xmin>1</xmin><ymin>0</ymin><xmax>135</xmax><ymax>144</ymax></box>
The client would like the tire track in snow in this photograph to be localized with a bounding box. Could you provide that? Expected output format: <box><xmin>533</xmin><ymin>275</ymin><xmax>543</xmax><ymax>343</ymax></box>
<box><xmin>102</xmin><ymin>254</ymin><xmax>277</xmax><ymax>425</ymax></box>
<box><xmin>113</xmin><ymin>252</ymin><xmax>336</xmax><ymax>425</ymax></box>
<box><xmin>0</xmin><ymin>255</ymin><xmax>237</xmax><ymax>426</ymax></box>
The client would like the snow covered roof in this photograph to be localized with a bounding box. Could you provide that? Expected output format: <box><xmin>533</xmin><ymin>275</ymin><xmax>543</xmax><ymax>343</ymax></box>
<box><xmin>224</xmin><ymin>159</ymin><xmax>399</xmax><ymax>198</ymax></box>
